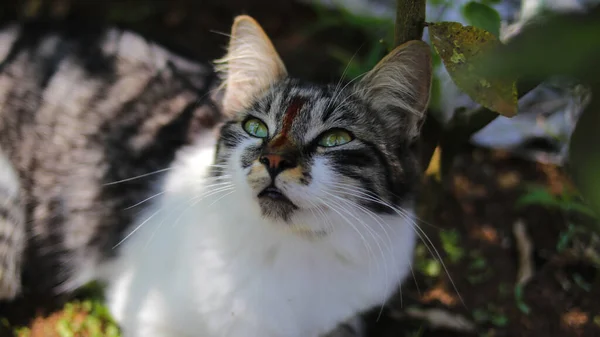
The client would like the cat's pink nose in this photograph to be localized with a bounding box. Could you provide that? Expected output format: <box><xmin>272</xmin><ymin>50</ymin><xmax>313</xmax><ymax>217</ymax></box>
<box><xmin>259</xmin><ymin>154</ymin><xmax>297</xmax><ymax>177</ymax></box>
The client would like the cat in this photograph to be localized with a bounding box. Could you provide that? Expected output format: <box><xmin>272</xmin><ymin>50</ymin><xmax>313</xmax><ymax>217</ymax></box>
<box><xmin>0</xmin><ymin>15</ymin><xmax>432</xmax><ymax>337</ymax></box>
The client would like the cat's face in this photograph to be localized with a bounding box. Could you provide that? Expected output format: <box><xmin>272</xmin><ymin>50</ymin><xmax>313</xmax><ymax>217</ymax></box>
<box><xmin>213</xmin><ymin>16</ymin><xmax>432</xmax><ymax>230</ymax></box>
<box><xmin>215</xmin><ymin>80</ymin><xmax>416</xmax><ymax>223</ymax></box>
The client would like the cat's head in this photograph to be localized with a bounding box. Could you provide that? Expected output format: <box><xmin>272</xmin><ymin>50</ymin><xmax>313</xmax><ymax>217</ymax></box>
<box><xmin>212</xmin><ymin>16</ymin><xmax>431</xmax><ymax>232</ymax></box>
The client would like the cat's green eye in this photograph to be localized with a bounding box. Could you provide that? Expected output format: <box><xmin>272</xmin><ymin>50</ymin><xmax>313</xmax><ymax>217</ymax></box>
<box><xmin>318</xmin><ymin>130</ymin><xmax>353</xmax><ymax>147</ymax></box>
<box><xmin>243</xmin><ymin>118</ymin><xmax>269</xmax><ymax>138</ymax></box>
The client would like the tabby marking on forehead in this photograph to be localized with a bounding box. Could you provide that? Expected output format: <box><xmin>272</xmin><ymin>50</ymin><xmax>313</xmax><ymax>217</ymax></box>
<box><xmin>270</xmin><ymin>96</ymin><xmax>306</xmax><ymax>148</ymax></box>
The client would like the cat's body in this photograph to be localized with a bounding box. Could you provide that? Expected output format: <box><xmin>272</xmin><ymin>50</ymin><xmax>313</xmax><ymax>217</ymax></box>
<box><xmin>0</xmin><ymin>20</ymin><xmax>219</xmax><ymax>298</ymax></box>
<box><xmin>0</xmin><ymin>16</ymin><xmax>431</xmax><ymax>337</ymax></box>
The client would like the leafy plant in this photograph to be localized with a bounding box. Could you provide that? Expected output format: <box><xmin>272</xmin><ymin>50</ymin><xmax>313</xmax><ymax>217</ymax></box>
<box><xmin>467</xmin><ymin>250</ymin><xmax>494</xmax><ymax>284</ymax></box>
<box><xmin>517</xmin><ymin>184</ymin><xmax>600</xmax><ymax>265</ymax></box>
<box><xmin>472</xmin><ymin>304</ymin><xmax>509</xmax><ymax>327</ymax></box>
<box><xmin>415</xmin><ymin>243</ymin><xmax>442</xmax><ymax>278</ymax></box>
<box><xmin>461</xmin><ymin>1</ymin><xmax>501</xmax><ymax>38</ymax></box>
<box><xmin>12</xmin><ymin>282</ymin><xmax>121</xmax><ymax>337</ymax></box>
<box><xmin>439</xmin><ymin>229</ymin><xmax>465</xmax><ymax>263</ymax></box>
<box><xmin>516</xmin><ymin>184</ymin><xmax>597</xmax><ymax>219</ymax></box>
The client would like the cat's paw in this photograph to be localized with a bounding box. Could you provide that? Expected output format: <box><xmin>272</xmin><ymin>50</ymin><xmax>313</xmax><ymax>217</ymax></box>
<box><xmin>323</xmin><ymin>316</ymin><xmax>365</xmax><ymax>337</ymax></box>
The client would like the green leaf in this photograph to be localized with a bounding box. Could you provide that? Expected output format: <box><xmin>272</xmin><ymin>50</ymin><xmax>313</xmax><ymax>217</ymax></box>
<box><xmin>514</xmin><ymin>285</ymin><xmax>531</xmax><ymax>315</ymax></box>
<box><xmin>439</xmin><ymin>229</ymin><xmax>464</xmax><ymax>263</ymax></box>
<box><xmin>516</xmin><ymin>185</ymin><xmax>559</xmax><ymax>208</ymax></box>
<box><xmin>428</xmin><ymin>21</ymin><xmax>518</xmax><ymax>117</ymax></box>
<box><xmin>491</xmin><ymin>314</ymin><xmax>509</xmax><ymax>327</ymax></box>
<box><xmin>473</xmin><ymin>8</ymin><xmax>600</xmax><ymax>84</ymax></box>
<box><xmin>461</xmin><ymin>2</ymin><xmax>501</xmax><ymax>38</ymax></box>
<box><xmin>569</xmin><ymin>87</ymin><xmax>600</xmax><ymax>231</ymax></box>
<box><xmin>472</xmin><ymin>308</ymin><xmax>489</xmax><ymax>323</ymax></box>
<box><xmin>56</xmin><ymin>319</ymin><xmax>74</xmax><ymax>337</ymax></box>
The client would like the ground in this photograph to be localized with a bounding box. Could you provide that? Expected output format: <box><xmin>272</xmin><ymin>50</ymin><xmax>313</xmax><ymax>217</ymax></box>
<box><xmin>1</xmin><ymin>1</ymin><xmax>599</xmax><ymax>336</ymax></box>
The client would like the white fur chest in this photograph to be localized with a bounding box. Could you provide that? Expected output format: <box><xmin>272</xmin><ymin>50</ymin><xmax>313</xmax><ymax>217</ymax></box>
<box><xmin>102</xmin><ymin>143</ymin><xmax>417</xmax><ymax>337</ymax></box>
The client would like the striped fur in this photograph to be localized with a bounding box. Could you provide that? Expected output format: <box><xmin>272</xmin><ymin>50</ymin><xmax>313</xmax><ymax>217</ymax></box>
<box><xmin>0</xmin><ymin>19</ymin><xmax>220</xmax><ymax>299</ymax></box>
<box><xmin>0</xmin><ymin>146</ymin><xmax>24</xmax><ymax>300</ymax></box>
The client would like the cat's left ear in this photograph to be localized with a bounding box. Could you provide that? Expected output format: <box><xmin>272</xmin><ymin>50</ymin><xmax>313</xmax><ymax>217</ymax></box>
<box><xmin>215</xmin><ymin>15</ymin><xmax>288</xmax><ymax>117</ymax></box>
<box><xmin>356</xmin><ymin>41</ymin><xmax>432</xmax><ymax>141</ymax></box>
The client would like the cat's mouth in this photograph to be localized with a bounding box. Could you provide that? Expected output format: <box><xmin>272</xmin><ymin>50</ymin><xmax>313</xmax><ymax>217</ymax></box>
<box><xmin>255</xmin><ymin>185</ymin><xmax>298</xmax><ymax>221</ymax></box>
<box><xmin>258</xmin><ymin>186</ymin><xmax>294</xmax><ymax>204</ymax></box>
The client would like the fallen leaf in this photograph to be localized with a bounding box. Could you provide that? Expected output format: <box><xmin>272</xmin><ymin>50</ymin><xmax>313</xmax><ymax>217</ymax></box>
<box><xmin>422</xmin><ymin>285</ymin><xmax>459</xmax><ymax>306</ymax></box>
<box><xmin>394</xmin><ymin>307</ymin><xmax>476</xmax><ymax>333</ymax></box>
<box><xmin>472</xmin><ymin>224</ymin><xmax>499</xmax><ymax>244</ymax></box>
<box><xmin>429</xmin><ymin>21</ymin><xmax>518</xmax><ymax>117</ymax></box>
<box><xmin>453</xmin><ymin>175</ymin><xmax>487</xmax><ymax>198</ymax></box>
<box><xmin>425</xmin><ymin>146</ymin><xmax>442</xmax><ymax>182</ymax></box>
<box><xmin>497</xmin><ymin>171</ymin><xmax>520</xmax><ymax>190</ymax></box>
<box><xmin>562</xmin><ymin>309</ymin><xmax>589</xmax><ymax>328</ymax></box>
<box><xmin>513</xmin><ymin>219</ymin><xmax>534</xmax><ymax>286</ymax></box>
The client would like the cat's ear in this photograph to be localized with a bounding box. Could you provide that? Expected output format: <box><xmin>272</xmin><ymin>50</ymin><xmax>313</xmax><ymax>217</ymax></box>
<box><xmin>215</xmin><ymin>15</ymin><xmax>287</xmax><ymax>117</ymax></box>
<box><xmin>356</xmin><ymin>40</ymin><xmax>432</xmax><ymax>140</ymax></box>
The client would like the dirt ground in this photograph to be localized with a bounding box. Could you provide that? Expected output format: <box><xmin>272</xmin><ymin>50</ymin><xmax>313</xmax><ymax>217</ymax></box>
<box><xmin>380</xmin><ymin>145</ymin><xmax>600</xmax><ymax>337</ymax></box>
<box><xmin>1</xmin><ymin>1</ymin><xmax>599</xmax><ymax>336</ymax></box>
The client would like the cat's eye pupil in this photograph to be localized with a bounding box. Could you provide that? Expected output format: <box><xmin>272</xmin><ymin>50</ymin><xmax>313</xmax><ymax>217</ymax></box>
<box><xmin>319</xmin><ymin>130</ymin><xmax>352</xmax><ymax>147</ymax></box>
<box><xmin>243</xmin><ymin>118</ymin><xmax>268</xmax><ymax>138</ymax></box>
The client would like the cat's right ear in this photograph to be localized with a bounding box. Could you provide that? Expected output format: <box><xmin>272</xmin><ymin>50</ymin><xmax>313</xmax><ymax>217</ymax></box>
<box><xmin>356</xmin><ymin>40</ymin><xmax>432</xmax><ymax>141</ymax></box>
<box><xmin>215</xmin><ymin>15</ymin><xmax>288</xmax><ymax>117</ymax></box>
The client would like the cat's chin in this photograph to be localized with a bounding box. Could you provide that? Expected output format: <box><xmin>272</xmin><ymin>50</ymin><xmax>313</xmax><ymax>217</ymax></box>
<box><xmin>256</xmin><ymin>186</ymin><xmax>298</xmax><ymax>222</ymax></box>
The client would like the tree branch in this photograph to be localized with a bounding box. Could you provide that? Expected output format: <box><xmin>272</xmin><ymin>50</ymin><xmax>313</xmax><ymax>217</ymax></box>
<box><xmin>395</xmin><ymin>0</ymin><xmax>426</xmax><ymax>46</ymax></box>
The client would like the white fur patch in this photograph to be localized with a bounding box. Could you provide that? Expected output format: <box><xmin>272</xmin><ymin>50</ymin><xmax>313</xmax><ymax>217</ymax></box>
<box><xmin>99</xmin><ymin>133</ymin><xmax>417</xmax><ymax>337</ymax></box>
<box><xmin>0</xmin><ymin>147</ymin><xmax>19</xmax><ymax>198</ymax></box>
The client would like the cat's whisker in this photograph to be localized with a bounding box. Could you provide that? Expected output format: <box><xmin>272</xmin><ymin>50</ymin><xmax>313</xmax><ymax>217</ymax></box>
<box><xmin>194</xmin><ymin>175</ymin><xmax>232</xmax><ymax>184</ymax></box>
<box><xmin>314</xmin><ymin>198</ymin><xmax>376</xmax><ymax>289</ymax></box>
<box><xmin>328</xmin><ymin>70</ymin><xmax>370</xmax><ymax>113</ymax></box>
<box><xmin>170</xmin><ymin>185</ymin><xmax>235</xmax><ymax>228</ymax></box>
<box><xmin>328</xmin><ymin>181</ymin><xmax>440</xmax><ymax>230</ymax></box>
<box><xmin>205</xmin><ymin>189</ymin><xmax>235</xmax><ymax>208</ymax></box>
<box><xmin>309</xmin><ymin>199</ymin><xmax>334</xmax><ymax>233</ymax></box>
<box><xmin>324</xmin><ymin>191</ymin><xmax>399</xmax><ymax>317</ymax></box>
<box><xmin>206</xmin><ymin>168</ymin><xmax>231</xmax><ymax>174</ymax></box>
<box><xmin>209</xmin><ymin>30</ymin><xmax>232</xmax><ymax>38</ymax></box>
<box><xmin>117</xmin><ymin>183</ymin><xmax>234</xmax><ymax>249</ymax></box>
<box><xmin>124</xmin><ymin>191</ymin><xmax>166</xmax><ymax>210</ymax></box>
<box><xmin>402</xmin><ymin>215</ymin><xmax>466</xmax><ymax>307</ymax></box>
<box><xmin>142</xmin><ymin>185</ymin><xmax>235</xmax><ymax>249</ymax></box>
<box><xmin>317</xmin><ymin>196</ymin><xmax>385</xmax><ymax>297</ymax></box>
<box><xmin>113</xmin><ymin>208</ymin><xmax>163</xmax><ymax>249</ymax></box>
<box><xmin>328</xmin><ymin>183</ymin><xmax>464</xmax><ymax>306</ymax></box>
<box><xmin>324</xmin><ymin>45</ymin><xmax>364</xmax><ymax>113</ymax></box>
<box><xmin>103</xmin><ymin>167</ymin><xmax>174</xmax><ymax>186</ymax></box>
<box><xmin>326</xmin><ymin>192</ymin><xmax>394</xmax><ymax>254</ymax></box>
<box><xmin>141</xmin><ymin>194</ymin><xmax>199</xmax><ymax>251</ymax></box>
<box><xmin>305</xmin><ymin>202</ymin><xmax>319</xmax><ymax>228</ymax></box>
<box><xmin>324</xmin><ymin>191</ymin><xmax>394</xmax><ymax>259</ymax></box>
<box><xmin>195</xmin><ymin>181</ymin><xmax>235</xmax><ymax>189</ymax></box>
